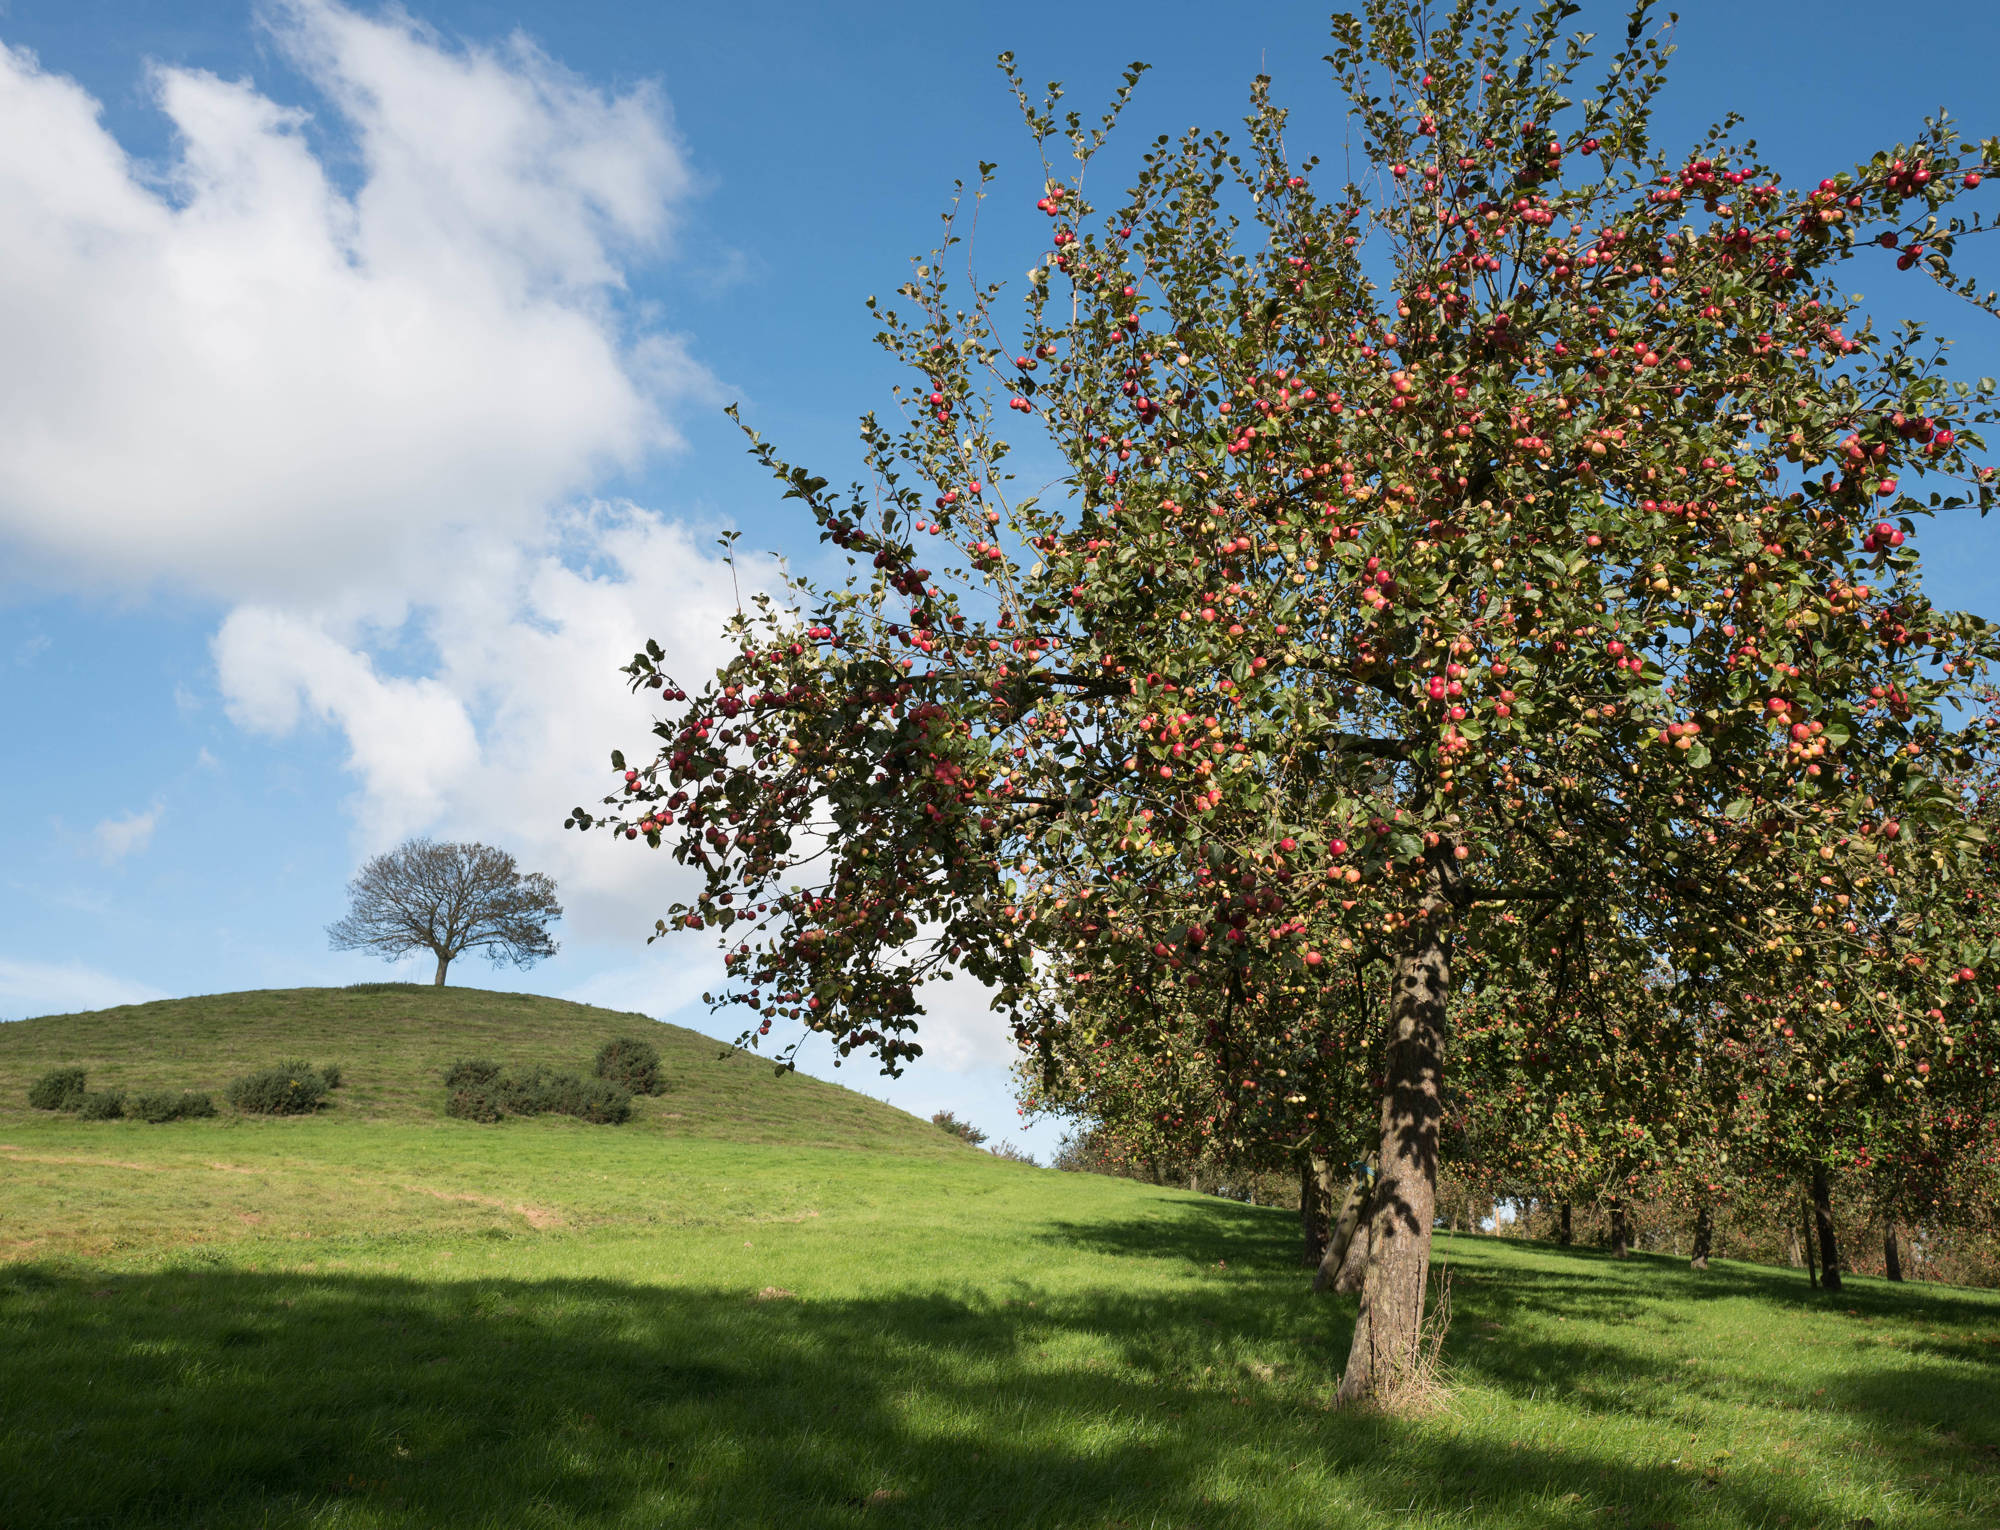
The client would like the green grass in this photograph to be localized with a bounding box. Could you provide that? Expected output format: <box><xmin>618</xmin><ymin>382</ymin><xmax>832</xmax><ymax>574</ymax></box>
<box><xmin>3</xmin><ymin>992</ymin><xmax>1998</xmax><ymax>1528</ymax></box>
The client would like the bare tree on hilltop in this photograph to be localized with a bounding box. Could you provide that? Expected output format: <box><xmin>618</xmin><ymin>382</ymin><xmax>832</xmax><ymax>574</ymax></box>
<box><xmin>328</xmin><ymin>839</ymin><xmax>562</xmax><ymax>986</ymax></box>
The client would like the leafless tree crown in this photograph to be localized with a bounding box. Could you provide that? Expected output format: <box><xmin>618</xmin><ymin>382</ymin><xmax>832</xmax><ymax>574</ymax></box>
<box><xmin>328</xmin><ymin>839</ymin><xmax>561</xmax><ymax>984</ymax></box>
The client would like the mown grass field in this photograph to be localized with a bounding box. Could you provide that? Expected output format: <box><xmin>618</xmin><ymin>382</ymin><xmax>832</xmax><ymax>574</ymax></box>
<box><xmin>3</xmin><ymin>989</ymin><xmax>1998</xmax><ymax>1529</ymax></box>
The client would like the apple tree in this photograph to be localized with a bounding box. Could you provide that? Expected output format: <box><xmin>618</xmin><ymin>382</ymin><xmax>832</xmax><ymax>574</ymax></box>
<box><xmin>578</xmin><ymin>0</ymin><xmax>2000</xmax><ymax>1401</ymax></box>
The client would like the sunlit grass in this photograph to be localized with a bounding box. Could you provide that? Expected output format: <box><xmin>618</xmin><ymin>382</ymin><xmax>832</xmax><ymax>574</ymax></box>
<box><xmin>2</xmin><ymin>991</ymin><xmax>1997</xmax><ymax>1527</ymax></box>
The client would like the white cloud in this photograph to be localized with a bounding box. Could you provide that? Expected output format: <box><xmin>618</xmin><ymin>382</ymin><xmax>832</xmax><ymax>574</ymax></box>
<box><xmin>215</xmin><ymin>502</ymin><xmax>768</xmax><ymax>942</ymax></box>
<box><xmin>0</xmin><ymin>0</ymin><xmax>704</xmax><ymax>604</ymax></box>
<box><xmin>0</xmin><ymin>957</ymin><xmax>168</xmax><ymax>1019</ymax></box>
<box><xmin>907</xmin><ymin>970</ymin><xmax>1022</xmax><ymax>1072</ymax></box>
<box><xmin>561</xmin><ymin>957</ymin><xmax>716</xmax><ymax>1021</ymax></box>
<box><xmin>92</xmin><ymin>805</ymin><xmax>162</xmax><ymax>862</ymax></box>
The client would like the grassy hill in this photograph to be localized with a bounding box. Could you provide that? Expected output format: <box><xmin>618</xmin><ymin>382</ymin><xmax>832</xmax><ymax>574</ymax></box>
<box><xmin>0</xmin><ymin>984</ymin><xmax>948</xmax><ymax>1149</ymax></box>
<box><xmin>3</xmin><ymin>990</ymin><xmax>1999</xmax><ymax>1529</ymax></box>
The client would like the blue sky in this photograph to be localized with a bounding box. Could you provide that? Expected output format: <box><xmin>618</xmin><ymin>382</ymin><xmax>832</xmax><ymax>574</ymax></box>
<box><xmin>4</xmin><ymin>0</ymin><xmax>1999</xmax><ymax>1156</ymax></box>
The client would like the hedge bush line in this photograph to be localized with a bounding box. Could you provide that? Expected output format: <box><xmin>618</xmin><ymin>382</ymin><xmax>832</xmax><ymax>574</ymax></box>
<box><xmin>443</xmin><ymin>1045</ymin><xmax>644</xmax><ymax>1126</ymax></box>
<box><xmin>132</xmin><ymin>1090</ymin><xmax>218</xmax><ymax>1123</ymax></box>
<box><xmin>29</xmin><ymin>1063</ymin><xmax>335</xmax><ymax>1120</ymax></box>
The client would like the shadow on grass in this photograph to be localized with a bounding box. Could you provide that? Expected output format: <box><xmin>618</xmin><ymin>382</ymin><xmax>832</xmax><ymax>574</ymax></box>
<box><xmin>2</xmin><ymin>1213</ymin><xmax>1996</xmax><ymax>1527</ymax></box>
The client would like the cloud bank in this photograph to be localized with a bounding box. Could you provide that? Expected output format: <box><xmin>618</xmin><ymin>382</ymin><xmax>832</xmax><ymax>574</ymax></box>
<box><xmin>0</xmin><ymin>0</ymin><xmax>703</xmax><ymax>604</ymax></box>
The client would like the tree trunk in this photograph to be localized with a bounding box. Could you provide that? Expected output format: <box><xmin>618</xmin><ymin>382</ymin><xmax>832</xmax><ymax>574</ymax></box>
<box><xmin>1803</xmin><ymin>1198</ymin><xmax>1818</xmax><ymax>1287</ymax></box>
<box><xmin>1558</xmin><ymin>1199</ymin><xmax>1572</xmax><ymax>1246</ymax></box>
<box><xmin>1337</xmin><ymin>893</ymin><xmax>1449</xmax><ymax>1407</ymax></box>
<box><xmin>1189</xmin><ymin>1171</ymin><xmax>1199</xmax><ymax>1193</ymax></box>
<box><xmin>1690</xmin><ymin>1204</ymin><xmax>1714</xmax><ymax>1271</ymax></box>
<box><xmin>1313</xmin><ymin>1155</ymin><xmax>1377</xmax><ymax>1294</ymax></box>
<box><xmin>434</xmin><ymin>951</ymin><xmax>450</xmax><ymax>986</ymax></box>
<box><xmin>1884</xmin><ymin>1222</ymin><xmax>1903</xmax><ymax>1282</ymax></box>
<box><xmin>1301</xmin><ymin>1155</ymin><xmax>1330</xmax><ymax>1267</ymax></box>
<box><xmin>1334</xmin><ymin>1204</ymin><xmax>1374</xmax><ymax>1293</ymax></box>
<box><xmin>1609</xmin><ymin>1198</ymin><xmax>1630</xmax><ymax>1258</ymax></box>
<box><xmin>1811</xmin><ymin>1163</ymin><xmax>1842</xmax><ymax>1293</ymax></box>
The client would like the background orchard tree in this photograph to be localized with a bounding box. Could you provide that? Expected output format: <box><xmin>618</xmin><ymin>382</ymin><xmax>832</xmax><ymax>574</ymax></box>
<box><xmin>580</xmin><ymin>0</ymin><xmax>2000</xmax><ymax>1403</ymax></box>
<box><xmin>328</xmin><ymin>838</ymin><xmax>562</xmax><ymax>988</ymax></box>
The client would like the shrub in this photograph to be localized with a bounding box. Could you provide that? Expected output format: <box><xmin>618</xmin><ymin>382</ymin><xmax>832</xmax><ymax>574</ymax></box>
<box><xmin>543</xmin><ymin>1075</ymin><xmax>632</xmax><ymax>1125</ymax></box>
<box><xmin>75</xmin><ymin>1090</ymin><xmax>126</xmax><ymax>1121</ymax></box>
<box><xmin>443</xmin><ymin>1062</ymin><xmax>631</xmax><ymax>1125</ymax></box>
<box><xmin>931</xmin><ymin>1110</ymin><xmax>988</xmax><ymax>1146</ymax></box>
<box><xmin>502</xmin><ymin>1067</ymin><xmax>633</xmax><ymax>1124</ymax></box>
<box><xmin>593</xmin><ymin>1037</ymin><xmax>663</xmax><ymax>1095</ymax></box>
<box><xmin>987</xmin><ymin>1140</ymin><xmax>1038</xmax><ymax>1165</ymax></box>
<box><xmin>443</xmin><ymin>1058</ymin><xmax>501</xmax><ymax>1090</ymax></box>
<box><xmin>27</xmin><ymin>1067</ymin><xmax>87</xmax><ymax>1111</ymax></box>
<box><xmin>445</xmin><ymin>1084</ymin><xmax>505</xmax><ymax>1123</ymax></box>
<box><xmin>318</xmin><ymin>1064</ymin><xmax>343</xmax><ymax>1090</ymax></box>
<box><xmin>226</xmin><ymin>1062</ymin><xmax>333</xmax><ymax>1116</ymax></box>
<box><xmin>131</xmin><ymin>1091</ymin><xmax>218</xmax><ymax>1124</ymax></box>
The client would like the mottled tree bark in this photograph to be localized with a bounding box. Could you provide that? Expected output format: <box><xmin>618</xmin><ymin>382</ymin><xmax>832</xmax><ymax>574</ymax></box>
<box><xmin>1811</xmin><ymin>1163</ymin><xmax>1842</xmax><ymax>1293</ymax></box>
<box><xmin>434</xmin><ymin>952</ymin><xmax>451</xmax><ymax>986</ymax></box>
<box><xmin>1337</xmin><ymin>891</ymin><xmax>1448</xmax><ymax>1406</ymax></box>
<box><xmin>1608</xmin><ymin>1198</ymin><xmax>1631</xmax><ymax>1259</ymax></box>
<box><xmin>1558</xmin><ymin>1199</ymin><xmax>1572</xmax><ymax>1246</ymax></box>
<box><xmin>1803</xmin><ymin>1199</ymin><xmax>1818</xmax><ymax>1287</ymax></box>
<box><xmin>1690</xmin><ymin>1204</ymin><xmax>1714</xmax><ymax>1271</ymax></box>
<box><xmin>1884</xmin><ymin>1222</ymin><xmax>1904</xmax><ymax>1282</ymax></box>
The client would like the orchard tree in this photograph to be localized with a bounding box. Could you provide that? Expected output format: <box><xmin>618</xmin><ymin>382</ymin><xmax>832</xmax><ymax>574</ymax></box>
<box><xmin>579</xmin><ymin>0</ymin><xmax>2000</xmax><ymax>1401</ymax></box>
<box><xmin>329</xmin><ymin>838</ymin><xmax>562</xmax><ymax>987</ymax></box>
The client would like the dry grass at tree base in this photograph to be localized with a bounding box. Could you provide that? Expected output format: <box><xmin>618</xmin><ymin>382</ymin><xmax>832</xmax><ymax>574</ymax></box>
<box><xmin>0</xmin><ymin>989</ymin><xmax>1997</xmax><ymax>1528</ymax></box>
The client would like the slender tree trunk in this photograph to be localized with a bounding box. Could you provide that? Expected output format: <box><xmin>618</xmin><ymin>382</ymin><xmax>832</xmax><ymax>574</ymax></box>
<box><xmin>1803</xmin><ymin>1199</ymin><xmax>1818</xmax><ymax>1287</ymax></box>
<box><xmin>1313</xmin><ymin>1155</ymin><xmax>1377</xmax><ymax>1294</ymax></box>
<box><xmin>1558</xmin><ymin>1199</ymin><xmax>1572</xmax><ymax>1246</ymax></box>
<box><xmin>1811</xmin><ymin>1163</ymin><xmax>1842</xmax><ymax>1292</ymax></box>
<box><xmin>1690</xmin><ymin>1204</ymin><xmax>1714</xmax><ymax>1271</ymax></box>
<box><xmin>1608</xmin><ymin>1198</ymin><xmax>1631</xmax><ymax>1258</ymax></box>
<box><xmin>1189</xmin><ymin>1171</ymin><xmax>1199</xmax><ymax>1193</ymax></box>
<box><xmin>434</xmin><ymin>951</ymin><xmax>450</xmax><ymax>986</ymax></box>
<box><xmin>1301</xmin><ymin>1155</ymin><xmax>1330</xmax><ymax>1267</ymax></box>
<box><xmin>1337</xmin><ymin>892</ymin><xmax>1449</xmax><ymax>1407</ymax></box>
<box><xmin>1884</xmin><ymin>1221</ymin><xmax>1903</xmax><ymax>1282</ymax></box>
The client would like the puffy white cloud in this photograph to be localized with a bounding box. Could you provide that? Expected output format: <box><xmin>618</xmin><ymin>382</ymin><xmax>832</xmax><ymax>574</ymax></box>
<box><xmin>0</xmin><ymin>0</ymin><xmax>704</xmax><ymax>604</ymax></box>
<box><xmin>215</xmin><ymin>502</ymin><xmax>769</xmax><ymax>942</ymax></box>
<box><xmin>92</xmin><ymin>805</ymin><xmax>162</xmax><ymax>862</ymax></box>
<box><xmin>0</xmin><ymin>958</ymin><xmax>168</xmax><ymax>1019</ymax></box>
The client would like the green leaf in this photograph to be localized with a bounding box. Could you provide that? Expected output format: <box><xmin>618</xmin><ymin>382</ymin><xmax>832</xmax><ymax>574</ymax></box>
<box><xmin>1724</xmin><ymin>797</ymin><xmax>1751</xmax><ymax>821</ymax></box>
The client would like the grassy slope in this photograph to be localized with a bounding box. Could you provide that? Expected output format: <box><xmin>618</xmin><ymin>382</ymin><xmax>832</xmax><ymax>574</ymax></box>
<box><xmin>0</xmin><ymin>985</ymin><xmax>947</xmax><ymax>1149</ymax></box>
<box><xmin>3</xmin><ymin>994</ymin><xmax>1999</xmax><ymax>1529</ymax></box>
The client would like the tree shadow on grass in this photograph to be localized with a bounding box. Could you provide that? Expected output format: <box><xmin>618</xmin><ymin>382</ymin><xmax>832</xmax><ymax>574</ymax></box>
<box><xmin>2</xmin><ymin>1251</ymin><xmax>1996</xmax><ymax>1529</ymax></box>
